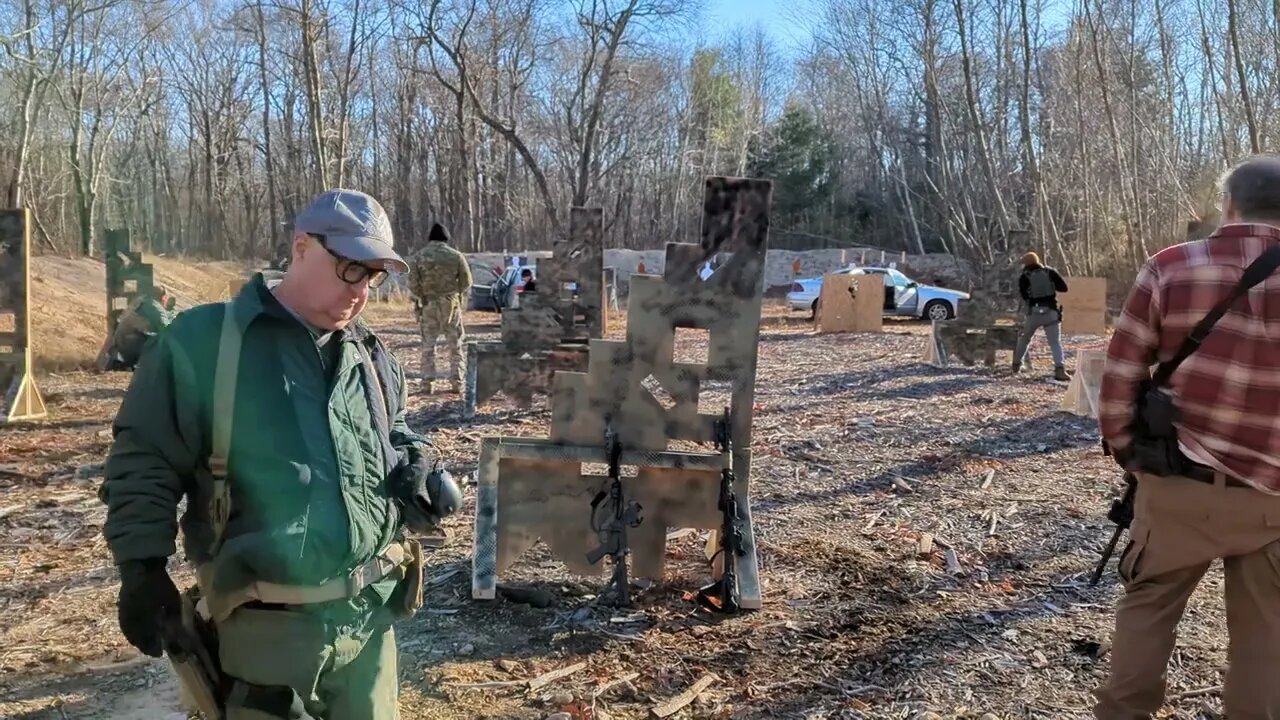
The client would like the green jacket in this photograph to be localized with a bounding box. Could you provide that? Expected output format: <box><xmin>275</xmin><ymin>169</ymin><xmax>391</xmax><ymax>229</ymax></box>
<box><xmin>409</xmin><ymin>241</ymin><xmax>473</xmax><ymax>301</ymax></box>
<box><xmin>101</xmin><ymin>273</ymin><xmax>427</xmax><ymax>607</ymax></box>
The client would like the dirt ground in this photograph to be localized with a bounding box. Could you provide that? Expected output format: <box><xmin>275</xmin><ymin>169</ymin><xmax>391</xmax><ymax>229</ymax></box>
<box><xmin>28</xmin><ymin>254</ymin><xmax>246</xmax><ymax>372</ymax></box>
<box><xmin>0</xmin><ymin>300</ymin><xmax>1233</xmax><ymax>720</ymax></box>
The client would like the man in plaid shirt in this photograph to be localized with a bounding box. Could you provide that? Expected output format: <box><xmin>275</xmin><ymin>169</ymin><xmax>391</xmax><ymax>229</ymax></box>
<box><xmin>1094</xmin><ymin>155</ymin><xmax>1280</xmax><ymax>719</ymax></box>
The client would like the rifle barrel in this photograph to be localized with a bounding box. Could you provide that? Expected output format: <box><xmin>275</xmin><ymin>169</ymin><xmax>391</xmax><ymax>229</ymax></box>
<box><xmin>1089</xmin><ymin>524</ymin><xmax>1125</xmax><ymax>587</ymax></box>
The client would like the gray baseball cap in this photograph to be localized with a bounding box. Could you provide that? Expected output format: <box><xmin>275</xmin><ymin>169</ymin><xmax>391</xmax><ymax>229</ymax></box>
<box><xmin>293</xmin><ymin>189</ymin><xmax>408</xmax><ymax>273</ymax></box>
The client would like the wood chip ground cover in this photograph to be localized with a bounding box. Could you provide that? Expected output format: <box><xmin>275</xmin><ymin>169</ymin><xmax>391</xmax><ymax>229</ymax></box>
<box><xmin>0</xmin><ymin>303</ymin><xmax>1230</xmax><ymax>719</ymax></box>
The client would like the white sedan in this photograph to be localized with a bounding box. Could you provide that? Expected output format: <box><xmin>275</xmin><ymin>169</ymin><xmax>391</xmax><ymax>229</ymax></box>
<box><xmin>786</xmin><ymin>265</ymin><xmax>970</xmax><ymax>321</ymax></box>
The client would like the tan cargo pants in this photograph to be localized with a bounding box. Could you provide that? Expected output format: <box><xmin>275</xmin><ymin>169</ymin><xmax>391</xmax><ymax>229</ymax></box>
<box><xmin>1093</xmin><ymin>472</ymin><xmax>1280</xmax><ymax>720</ymax></box>
<box><xmin>418</xmin><ymin>296</ymin><xmax>465</xmax><ymax>390</ymax></box>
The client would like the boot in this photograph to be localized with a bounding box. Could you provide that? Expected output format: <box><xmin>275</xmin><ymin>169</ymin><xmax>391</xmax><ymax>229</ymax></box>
<box><xmin>1053</xmin><ymin>365</ymin><xmax>1071</xmax><ymax>382</ymax></box>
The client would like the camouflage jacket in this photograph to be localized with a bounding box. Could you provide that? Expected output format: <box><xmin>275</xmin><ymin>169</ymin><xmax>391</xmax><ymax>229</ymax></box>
<box><xmin>114</xmin><ymin>296</ymin><xmax>174</xmax><ymax>341</ymax></box>
<box><xmin>410</xmin><ymin>241</ymin><xmax>473</xmax><ymax>301</ymax></box>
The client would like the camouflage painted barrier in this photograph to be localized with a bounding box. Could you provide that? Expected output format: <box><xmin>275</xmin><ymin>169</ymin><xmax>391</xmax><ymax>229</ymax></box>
<box><xmin>924</xmin><ymin>287</ymin><xmax>1023</xmax><ymax>367</ymax></box>
<box><xmin>103</xmin><ymin>228</ymin><xmax>156</xmax><ymax>337</ymax></box>
<box><xmin>925</xmin><ymin>320</ymin><xmax>1021</xmax><ymax>367</ymax></box>
<box><xmin>0</xmin><ymin>209</ymin><xmax>47</xmax><ymax>422</ymax></box>
<box><xmin>463</xmin><ymin>207</ymin><xmax>607</xmax><ymax>417</ymax></box>
<box><xmin>95</xmin><ymin>229</ymin><xmax>159</xmax><ymax>371</ymax></box>
<box><xmin>470</xmin><ymin>177</ymin><xmax>771</xmax><ymax>612</ymax></box>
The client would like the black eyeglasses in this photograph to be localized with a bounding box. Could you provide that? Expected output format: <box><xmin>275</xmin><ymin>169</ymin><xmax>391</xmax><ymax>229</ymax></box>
<box><xmin>310</xmin><ymin>235</ymin><xmax>390</xmax><ymax>289</ymax></box>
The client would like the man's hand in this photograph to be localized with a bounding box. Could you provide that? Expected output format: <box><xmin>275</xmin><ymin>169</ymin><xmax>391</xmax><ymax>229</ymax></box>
<box><xmin>1103</xmin><ymin>439</ymin><xmax>1135</xmax><ymax>471</ymax></box>
<box><xmin>116</xmin><ymin>558</ymin><xmax>181</xmax><ymax>657</ymax></box>
<box><xmin>391</xmin><ymin>447</ymin><xmax>462</xmax><ymax>533</ymax></box>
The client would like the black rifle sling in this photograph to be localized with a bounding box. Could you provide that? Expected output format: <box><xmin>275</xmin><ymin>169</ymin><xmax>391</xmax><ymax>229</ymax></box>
<box><xmin>1149</xmin><ymin>243</ymin><xmax>1280</xmax><ymax>388</ymax></box>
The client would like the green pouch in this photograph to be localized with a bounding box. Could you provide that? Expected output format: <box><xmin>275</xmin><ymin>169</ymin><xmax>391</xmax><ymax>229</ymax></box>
<box><xmin>390</xmin><ymin>540</ymin><xmax>425</xmax><ymax>619</ymax></box>
<box><xmin>215</xmin><ymin>606</ymin><xmax>330</xmax><ymax>700</ymax></box>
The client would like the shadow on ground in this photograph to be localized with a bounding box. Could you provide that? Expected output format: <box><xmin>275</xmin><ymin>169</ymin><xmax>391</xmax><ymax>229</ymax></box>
<box><xmin>757</xmin><ymin>413</ymin><xmax>1101</xmax><ymax>516</ymax></box>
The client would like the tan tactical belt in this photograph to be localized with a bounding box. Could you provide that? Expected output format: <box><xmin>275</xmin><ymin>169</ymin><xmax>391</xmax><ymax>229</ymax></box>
<box><xmin>197</xmin><ymin>540</ymin><xmax>420</xmax><ymax>624</ymax></box>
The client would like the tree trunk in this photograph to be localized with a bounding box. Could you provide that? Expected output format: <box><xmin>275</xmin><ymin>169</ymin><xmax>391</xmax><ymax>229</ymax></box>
<box><xmin>300</xmin><ymin>0</ymin><xmax>330</xmax><ymax>190</ymax></box>
<box><xmin>1227</xmin><ymin>0</ymin><xmax>1262</xmax><ymax>153</ymax></box>
<box><xmin>254</xmin><ymin>0</ymin><xmax>280</xmax><ymax>253</ymax></box>
<box><xmin>952</xmin><ymin>0</ymin><xmax>1013</xmax><ymax>243</ymax></box>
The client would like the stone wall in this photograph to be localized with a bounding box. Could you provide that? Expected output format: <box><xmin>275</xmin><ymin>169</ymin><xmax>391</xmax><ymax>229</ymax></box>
<box><xmin>465</xmin><ymin>248</ymin><xmax>973</xmax><ymax>294</ymax></box>
<box><xmin>379</xmin><ymin>247</ymin><xmax>974</xmax><ymax>299</ymax></box>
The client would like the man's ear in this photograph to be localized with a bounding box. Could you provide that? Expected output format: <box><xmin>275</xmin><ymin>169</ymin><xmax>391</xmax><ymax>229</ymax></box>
<box><xmin>291</xmin><ymin>232</ymin><xmax>312</xmax><ymax>264</ymax></box>
<box><xmin>1220</xmin><ymin>195</ymin><xmax>1238</xmax><ymax>224</ymax></box>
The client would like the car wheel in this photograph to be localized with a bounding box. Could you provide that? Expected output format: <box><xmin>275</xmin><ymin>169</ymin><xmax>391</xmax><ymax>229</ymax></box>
<box><xmin>924</xmin><ymin>300</ymin><xmax>953</xmax><ymax>321</ymax></box>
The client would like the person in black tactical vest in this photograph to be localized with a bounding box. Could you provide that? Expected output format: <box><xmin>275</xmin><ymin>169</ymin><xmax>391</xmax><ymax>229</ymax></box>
<box><xmin>1012</xmin><ymin>251</ymin><xmax>1071</xmax><ymax>381</ymax></box>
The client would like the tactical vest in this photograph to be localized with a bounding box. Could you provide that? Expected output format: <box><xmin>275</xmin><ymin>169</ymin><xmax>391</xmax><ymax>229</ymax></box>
<box><xmin>197</xmin><ymin>300</ymin><xmax>418</xmax><ymax>623</ymax></box>
<box><xmin>1026</xmin><ymin>267</ymin><xmax>1056</xmax><ymax>301</ymax></box>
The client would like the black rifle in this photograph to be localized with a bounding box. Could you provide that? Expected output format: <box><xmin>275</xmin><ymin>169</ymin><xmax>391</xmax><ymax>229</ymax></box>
<box><xmin>696</xmin><ymin>408</ymin><xmax>745</xmax><ymax>613</ymax></box>
<box><xmin>586</xmin><ymin>423</ymin><xmax>642</xmax><ymax>606</ymax></box>
<box><xmin>1090</xmin><ymin>470</ymin><xmax>1137</xmax><ymax>586</ymax></box>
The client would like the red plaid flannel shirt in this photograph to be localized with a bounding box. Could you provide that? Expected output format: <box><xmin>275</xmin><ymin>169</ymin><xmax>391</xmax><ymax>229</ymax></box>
<box><xmin>1099</xmin><ymin>223</ymin><xmax>1280</xmax><ymax>493</ymax></box>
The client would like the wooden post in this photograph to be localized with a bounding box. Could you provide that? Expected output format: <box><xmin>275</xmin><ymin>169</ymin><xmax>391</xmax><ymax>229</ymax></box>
<box><xmin>1</xmin><ymin>208</ymin><xmax>48</xmax><ymax>422</ymax></box>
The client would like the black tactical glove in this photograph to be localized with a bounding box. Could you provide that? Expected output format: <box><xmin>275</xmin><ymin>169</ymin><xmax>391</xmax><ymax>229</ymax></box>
<box><xmin>116</xmin><ymin>557</ymin><xmax>182</xmax><ymax>658</ymax></box>
<box><xmin>391</xmin><ymin>446</ymin><xmax>462</xmax><ymax>533</ymax></box>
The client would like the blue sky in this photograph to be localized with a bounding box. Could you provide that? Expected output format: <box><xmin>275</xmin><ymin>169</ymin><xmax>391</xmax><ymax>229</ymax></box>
<box><xmin>699</xmin><ymin>0</ymin><xmax>814</xmax><ymax>52</ymax></box>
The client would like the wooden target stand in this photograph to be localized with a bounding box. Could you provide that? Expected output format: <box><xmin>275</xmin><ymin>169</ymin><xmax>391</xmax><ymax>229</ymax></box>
<box><xmin>94</xmin><ymin>228</ymin><xmax>159</xmax><ymax>372</ymax></box>
<box><xmin>464</xmin><ymin>207</ymin><xmax>606</xmax><ymax>417</ymax></box>
<box><xmin>470</xmin><ymin>177</ymin><xmax>772</xmax><ymax>611</ymax></box>
<box><xmin>1</xmin><ymin>208</ymin><xmax>48</xmax><ymax>422</ymax></box>
<box><xmin>814</xmin><ymin>272</ymin><xmax>883</xmax><ymax>333</ymax></box>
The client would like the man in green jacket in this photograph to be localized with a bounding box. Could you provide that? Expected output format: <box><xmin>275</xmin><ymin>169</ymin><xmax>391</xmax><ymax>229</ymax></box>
<box><xmin>100</xmin><ymin>189</ymin><xmax>460</xmax><ymax>720</ymax></box>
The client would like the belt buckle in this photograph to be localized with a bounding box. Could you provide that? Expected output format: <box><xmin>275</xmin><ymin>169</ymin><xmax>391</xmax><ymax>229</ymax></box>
<box><xmin>345</xmin><ymin>555</ymin><xmax>394</xmax><ymax>597</ymax></box>
<box><xmin>345</xmin><ymin>564</ymin><xmax>370</xmax><ymax>597</ymax></box>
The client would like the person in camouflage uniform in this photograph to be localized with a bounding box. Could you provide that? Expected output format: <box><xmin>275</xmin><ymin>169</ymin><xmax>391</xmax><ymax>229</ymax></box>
<box><xmin>408</xmin><ymin>223</ymin><xmax>472</xmax><ymax>393</ymax></box>
<box><xmin>108</xmin><ymin>284</ymin><xmax>176</xmax><ymax>370</ymax></box>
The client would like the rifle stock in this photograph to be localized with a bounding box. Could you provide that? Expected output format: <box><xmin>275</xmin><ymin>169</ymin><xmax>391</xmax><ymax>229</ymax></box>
<box><xmin>164</xmin><ymin>587</ymin><xmax>226</xmax><ymax>719</ymax></box>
